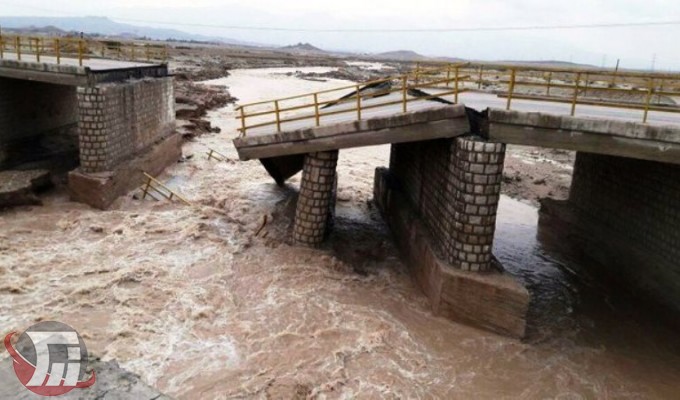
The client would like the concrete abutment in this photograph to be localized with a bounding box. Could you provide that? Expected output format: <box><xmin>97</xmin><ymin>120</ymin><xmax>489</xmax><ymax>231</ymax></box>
<box><xmin>69</xmin><ymin>77</ymin><xmax>179</xmax><ymax>209</ymax></box>
<box><xmin>540</xmin><ymin>151</ymin><xmax>680</xmax><ymax>318</ymax></box>
<box><xmin>0</xmin><ymin>59</ymin><xmax>178</xmax><ymax>209</ymax></box>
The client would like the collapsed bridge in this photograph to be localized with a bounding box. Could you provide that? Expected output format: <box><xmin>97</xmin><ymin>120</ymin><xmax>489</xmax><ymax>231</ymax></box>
<box><xmin>233</xmin><ymin>64</ymin><xmax>680</xmax><ymax>338</ymax></box>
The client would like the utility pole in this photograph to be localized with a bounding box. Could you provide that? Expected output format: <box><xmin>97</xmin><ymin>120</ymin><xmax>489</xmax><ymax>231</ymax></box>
<box><xmin>611</xmin><ymin>59</ymin><xmax>621</xmax><ymax>86</ymax></box>
<box><xmin>651</xmin><ymin>53</ymin><xmax>657</xmax><ymax>72</ymax></box>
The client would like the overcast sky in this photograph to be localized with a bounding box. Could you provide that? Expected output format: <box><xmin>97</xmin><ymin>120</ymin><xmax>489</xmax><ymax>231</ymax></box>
<box><xmin>2</xmin><ymin>0</ymin><xmax>680</xmax><ymax>70</ymax></box>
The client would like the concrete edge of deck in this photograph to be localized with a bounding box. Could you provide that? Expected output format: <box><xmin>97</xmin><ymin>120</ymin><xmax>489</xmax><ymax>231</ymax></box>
<box><xmin>233</xmin><ymin>105</ymin><xmax>470</xmax><ymax>160</ymax></box>
<box><xmin>0</xmin><ymin>58</ymin><xmax>168</xmax><ymax>86</ymax></box>
<box><xmin>488</xmin><ymin>109</ymin><xmax>680</xmax><ymax>164</ymax></box>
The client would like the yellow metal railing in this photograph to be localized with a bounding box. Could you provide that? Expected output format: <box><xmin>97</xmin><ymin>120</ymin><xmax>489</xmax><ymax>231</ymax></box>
<box><xmin>236</xmin><ymin>62</ymin><xmax>680</xmax><ymax>135</ymax></box>
<box><xmin>0</xmin><ymin>34</ymin><xmax>169</xmax><ymax>66</ymax></box>
<box><xmin>140</xmin><ymin>173</ymin><xmax>191</xmax><ymax>205</ymax></box>
<box><xmin>236</xmin><ymin>64</ymin><xmax>470</xmax><ymax>136</ymax></box>
<box><xmin>416</xmin><ymin>62</ymin><xmax>680</xmax><ymax>123</ymax></box>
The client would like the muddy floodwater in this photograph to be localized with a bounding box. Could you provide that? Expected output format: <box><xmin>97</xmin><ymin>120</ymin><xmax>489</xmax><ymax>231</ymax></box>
<box><xmin>1</xmin><ymin>67</ymin><xmax>680</xmax><ymax>399</ymax></box>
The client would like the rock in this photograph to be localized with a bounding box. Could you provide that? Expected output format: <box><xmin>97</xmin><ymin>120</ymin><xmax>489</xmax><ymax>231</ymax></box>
<box><xmin>0</xmin><ymin>354</ymin><xmax>172</xmax><ymax>400</ymax></box>
<box><xmin>0</xmin><ymin>170</ymin><xmax>51</xmax><ymax>208</ymax></box>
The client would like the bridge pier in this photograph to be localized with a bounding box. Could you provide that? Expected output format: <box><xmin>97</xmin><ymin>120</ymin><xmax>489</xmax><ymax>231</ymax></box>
<box><xmin>293</xmin><ymin>150</ymin><xmax>339</xmax><ymax>247</ymax></box>
<box><xmin>68</xmin><ymin>78</ymin><xmax>179</xmax><ymax>209</ymax></box>
<box><xmin>0</xmin><ymin>58</ymin><xmax>178</xmax><ymax>209</ymax></box>
<box><xmin>376</xmin><ymin>135</ymin><xmax>529</xmax><ymax>338</ymax></box>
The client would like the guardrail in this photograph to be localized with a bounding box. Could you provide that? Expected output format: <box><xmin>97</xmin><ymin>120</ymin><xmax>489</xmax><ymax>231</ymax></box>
<box><xmin>236</xmin><ymin>62</ymin><xmax>680</xmax><ymax>135</ymax></box>
<box><xmin>236</xmin><ymin>64</ymin><xmax>469</xmax><ymax>136</ymax></box>
<box><xmin>0</xmin><ymin>34</ymin><xmax>168</xmax><ymax>66</ymax></box>
<box><xmin>415</xmin><ymin>62</ymin><xmax>680</xmax><ymax>123</ymax></box>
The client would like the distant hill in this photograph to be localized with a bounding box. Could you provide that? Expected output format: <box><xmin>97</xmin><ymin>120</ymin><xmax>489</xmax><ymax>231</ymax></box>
<box><xmin>279</xmin><ymin>42</ymin><xmax>328</xmax><ymax>55</ymax></box>
<box><xmin>0</xmin><ymin>16</ymin><xmax>253</xmax><ymax>45</ymax></box>
<box><xmin>370</xmin><ymin>50</ymin><xmax>430</xmax><ymax>62</ymax></box>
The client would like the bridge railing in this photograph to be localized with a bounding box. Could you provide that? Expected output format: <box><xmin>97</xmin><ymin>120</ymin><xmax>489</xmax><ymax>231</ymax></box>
<box><xmin>236</xmin><ymin>64</ymin><xmax>470</xmax><ymax>136</ymax></box>
<box><xmin>0</xmin><ymin>34</ymin><xmax>168</xmax><ymax>66</ymax></box>
<box><xmin>416</xmin><ymin>62</ymin><xmax>680</xmax><ymax>123</ymax></box>
<box><xmin>237</xmin><ymin>62</ymin><xmax>680</xmax><ymax>135</ymax></box>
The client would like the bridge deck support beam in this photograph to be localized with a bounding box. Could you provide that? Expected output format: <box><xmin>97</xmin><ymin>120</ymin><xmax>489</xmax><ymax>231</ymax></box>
<box><xmin>293</xmin><ymin>150</ymin><xmax>339</xmax><ymax>247</ymax></box>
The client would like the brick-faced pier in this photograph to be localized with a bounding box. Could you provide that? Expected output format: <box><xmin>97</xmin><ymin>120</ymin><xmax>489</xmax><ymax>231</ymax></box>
<box><xmin>379</xmin><ymin>135</ymin><xmax>528</xmax><ymax>338</ymax></box>
<box><xmin>293</xmin><ymin>151</ymin><xmax>339</xmax><ymax>246</ymax></box>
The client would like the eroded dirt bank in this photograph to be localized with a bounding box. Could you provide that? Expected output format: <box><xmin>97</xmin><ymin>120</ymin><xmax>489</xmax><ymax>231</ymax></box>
<box><xmin>1</xmin><ymin>66</ymin><xmax>679</xmax><ymax>399</ymax></box>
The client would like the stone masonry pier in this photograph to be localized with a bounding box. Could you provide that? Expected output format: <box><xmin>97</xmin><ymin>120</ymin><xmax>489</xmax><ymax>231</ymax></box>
<box><xmin>234</xmin><ymin>102</ymin><xmax>680</xmax><ymax>339</ymax></box>
<box><xmin>0</xmin><ymin>57</ymin><xmax>178</xmax><ymax>209</ymax></box>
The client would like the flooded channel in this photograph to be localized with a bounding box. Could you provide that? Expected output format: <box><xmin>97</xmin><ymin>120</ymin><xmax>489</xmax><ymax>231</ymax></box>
<box><xmin>0</xmin><ymin>67</ymin><xmax>678</xmax><ymax>399</ymax></box>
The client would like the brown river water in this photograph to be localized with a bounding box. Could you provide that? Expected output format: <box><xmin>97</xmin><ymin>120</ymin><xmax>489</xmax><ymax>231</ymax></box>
<box><xmin>1</xmin><ymin>67</ymin><xmax>679</xmax><ymax>399</ymax></box>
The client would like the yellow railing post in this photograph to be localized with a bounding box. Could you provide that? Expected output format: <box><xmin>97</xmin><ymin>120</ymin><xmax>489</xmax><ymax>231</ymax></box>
<box><xmin>35</xmin><ymin>38</ymin><xmax>41</xmax><ymax>63</ymax></box>
<box><xmin>414</xmin><ymin>62</ymin><xmax>420</xmax><ymax>85</ymax></box>
<box><xmin>643</xmin><ymin>79</ymin><xmax>654</xmax><ymax>123</ymax></box>
<box><xmin>402</xmin><ymin>75</ymin><xmax>408</xmax><ymax>113</ymax></box>
<box><xmin>55</xmin><ymin>39</ymin><xmax>61</xmax><ymax>64</ymax></box>
<box><xmin>478</xmin><ymin>65</ymin><xmax>483</xmax><ymax>89</ymax></box>
<box><xmin>313</xmin><ymin>93</ymin><xmax>320</xmax><ymax>126</ymax></box>
<box><xmin>141</xmin><ymin>176</ymin><xmax>152</xmax><ymax>200</ymax></box>
<box><xmin>446</xmin><ymin>64</ymin><xmax>451</xmax><ymax>88</ymax></box>
<box><xmin>571</xmin><ymin>72</ymin><xmax>581</xmax><ymax>116</ymax></box>
<box><xmin>239</xmin><ymin>106</ymin><xmax>247</xmax><ymax>135</ymax></box>
<box><xmin>77</xmin><ymin>39</ymin><xmax>84</xmax><ymax>66</ymax></box>
<box><xmin>15</xmin><ymin>36</ymin><xmax>21</xmax><ymax>61</ymax></box>
<box><xmin>356</xmin><ymin>85</ymin><xmax>362</xmax><ymax>121</ymax></box>
<box><xmin>274</xmin><ymin>100</ymin><xmax>282</xmax><ymax>132</ymax></box>
<box><xmin>506</xmin><ymin>69</ymin><xmax>516</xmax><ymax>110</ymax></box>
<box><xmin>454</xmin><ymin>66</ymin><xmax>460</xmax><ymax>103</ymax></box>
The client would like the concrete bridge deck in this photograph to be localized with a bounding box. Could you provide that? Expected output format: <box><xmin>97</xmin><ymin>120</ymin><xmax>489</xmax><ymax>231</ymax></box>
<box><xmin>242</xmin><ymin>89</ymin><xmax>680</xmax><ymax>138</ymax></box>
<box><xmin>0</xmin><ymin>51</ymin><xmax>159</xmax><ymax>70</ymax></box>
<box><xmin>0</xmin><ymin>52</ymin><xmax>168</xmax><ymax>86</ymax></box>
<box><xmin>235</xmin><ymin>100</ymin><xmax>680</xmax><ymax>166</ymax></box>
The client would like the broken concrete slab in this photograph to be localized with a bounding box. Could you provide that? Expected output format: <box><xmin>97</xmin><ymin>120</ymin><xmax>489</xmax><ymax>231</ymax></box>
<box><xmin>0</xmin><ymin>170</ymin><xmax>51</xmax><ymax>208</ymax></box>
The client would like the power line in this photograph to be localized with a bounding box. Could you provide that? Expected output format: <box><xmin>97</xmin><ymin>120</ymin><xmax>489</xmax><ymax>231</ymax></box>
<box><xmin>114</xmin><ymin>18</ymin><xmax>680</xmax><ymax>33</ymax></box>
<box><xmin>1</xmin><ymin>2</ymin><xmax>680</xmax><ymax>33</ymax></box>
